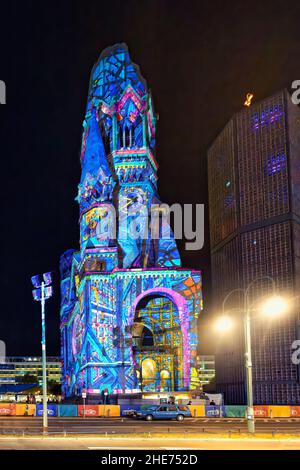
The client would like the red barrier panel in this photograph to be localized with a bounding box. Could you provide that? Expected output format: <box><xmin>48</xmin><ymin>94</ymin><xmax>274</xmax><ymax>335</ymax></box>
<box><xmin>290</xmin><ymin>406</ymin><xmax>300</xmax><ymax>417</ymax></box>
<box><xmin>78</xmin><ymin>405</ymin><xmax>98</xmax><ymax>417</ymax></box>
<box><xmin>0</xmin><ymin>404</ymin><xmax>16</xmax><ymax>416</ymax></box>
<box><xmin>254</xmin><ymin>405</ymin><xmax>269</xmax><ymax>417</ymax></box>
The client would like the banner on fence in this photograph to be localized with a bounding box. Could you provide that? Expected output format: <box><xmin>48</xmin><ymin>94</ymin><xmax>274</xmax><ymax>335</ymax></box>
<box><xmin>269</xmin><ymin>406</ymin><xmax>290</xmax><ymax>418</ymax></box>
<box><xmin>58</xmin><ymin>404</ymin><xmax>77</xmax><ymax>417</ymax></box>
<box><xmin>0</xmin><ymin>403</ymin><xmax>16</xmax><ymax>416</ymax></box>
<box><xmin>290</xmin><ymin>406</ymin><xmax>300</xmax><ymax>417</ymax></box>
<box><xmin>205</xmin><ymin>405</ymin><xmax>225</xmax><ymax>417</ymax></box>
<box><xmin>224</xmin><ymin>405</ymin><xmax>247</xmax><ymax>418</ymax></box>
<box><xmin>36</xmin><ymin>404</ymin><xmax>57</xmax><ymax>417</ymax></box>
<box><xmin>188</xmin><ymin>405</ymin><xmax>205</xmax><ymax>417</ymax></box>
<box><xmin>78</xmin><ymin>405</ymin><xmax>98</xmax><ymax>417</ymax></box>
<box><xmin>16</xmin><ymin>404</ymin><xmax>35</xmax><ymax>416</ymax></box>
<box><xmin>98</xmin><ymin>405</ymin><xmax>120</xmax><ymax>417</ymax></box>
<box><xmin>253</xmin><ymin>406</ymin><xmax>269</xmax><ymax>417</ymax></box>
<box><xmin>120</xmin><ymin>404</ymin><xmax>142</xmax><ymax>417</ymax></box>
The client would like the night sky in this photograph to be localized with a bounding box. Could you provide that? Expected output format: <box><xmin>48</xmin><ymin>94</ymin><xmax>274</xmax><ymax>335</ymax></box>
<box><xmin>0</xmin><ymin>0</ymin><xmax>299</xmax><ymax>356</ymax></box>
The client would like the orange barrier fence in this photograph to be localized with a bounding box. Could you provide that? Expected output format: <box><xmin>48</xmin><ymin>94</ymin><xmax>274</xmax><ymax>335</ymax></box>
<box><xmin>0</xmin><ymin>404</ymin><xmax>299</xmax><ymax>417</ymax></box>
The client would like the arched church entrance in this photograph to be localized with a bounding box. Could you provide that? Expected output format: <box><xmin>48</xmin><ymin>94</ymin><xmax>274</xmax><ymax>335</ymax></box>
<box><xmin>132</xmin><ymin>294</ymin><xmax>185</xmax><ymax>392</ymax></box>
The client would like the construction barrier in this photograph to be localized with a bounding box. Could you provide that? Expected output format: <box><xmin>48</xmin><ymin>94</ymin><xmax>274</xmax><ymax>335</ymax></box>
<box><xmin>205</xmin><ymin>405</ymin><xmax>226</xmax><ymax>417</ymax></box>
<box><xmin>1</xmin><ymin>404</ymin><xmax>300</xmax><ymax>418</ymax></box>
<box><xmin>98</xmin><ymin>405</ymin><xmax>120</xmax><ymax>417</ymax></box>
<box><xmin>120</xmin><ymin>404</ymin><xmax>142</xmax><ymax>417</ymax></box>
<box><xmin>254</xmin><ymin>406</ymin><xmax>269</xmax><ymax>417</ymax></box>
<box><xmin>58</xmin><ymin>404</ymin><xmax>77</xmax><ymax>417</ymax></box>
<box><xmin>36</xmin><ymin>404</ymin><xmax>58</xmax><ymax>417</ymax></box>
<box><xmin>77</xmin><ymin>405</ymin><xmax>98</xmax><ymax>417</ymax></box>
<box><xmin>269</xmin><ymin>406</ymin><xmax>290</xmax><ymax>418</ymax></box>
<box><xmin>290</xmin><ymin>406</ymin><xmax>300</xmax><ymax>417</ymax></box>
<box><xmin>188</xmin><ymin>405</ymin><xmax>205</xmax><ymax>417</ymax></box>
<box><xmin>16</xmin><ymin>404</ymin><xmax>35</xmax><ymax>416</ymax></box>
<box><xmin>0</xmin><ymin>403</ymin><xmax>16</xmax><ymax>416</ymax></box>
<box><xmin>224</xmin><ymin>405</ymin><xmax>247</xmax><ymax>418</ymax></box>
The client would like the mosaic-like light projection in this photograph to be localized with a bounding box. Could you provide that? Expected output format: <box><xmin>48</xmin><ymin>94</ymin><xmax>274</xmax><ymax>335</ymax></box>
<box><xmin>60</xmin><ymin>44</ymin><xmax>202</xmax><ymax>396</ymax></box>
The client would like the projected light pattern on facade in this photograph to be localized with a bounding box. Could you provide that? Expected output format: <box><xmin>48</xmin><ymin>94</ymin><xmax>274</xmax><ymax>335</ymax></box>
<box><xmin>60</xmin><ymin>44</ymin><xmax>202</xmax><ymax>397</ymax></box>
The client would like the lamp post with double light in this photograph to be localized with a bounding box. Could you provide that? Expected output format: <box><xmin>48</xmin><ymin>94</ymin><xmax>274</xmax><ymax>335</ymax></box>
<box><xmin>31</xmin><ymin>272</ymin><xmax>53</xmax><ymax>434</ymax></box>
<box><xmin>215</xmin><ymin>277</ymin><xmax>288</xmax><ymax>434</ymax></box>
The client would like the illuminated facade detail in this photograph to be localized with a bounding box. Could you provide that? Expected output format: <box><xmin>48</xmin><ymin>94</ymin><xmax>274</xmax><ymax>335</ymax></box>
<box><xmin>244</xmin><ymin>93</ymin><xmax>254</xmax><ymax>107</ymax></box>
<box><xmin>60</xmin><ymin>44</ymin><xmax>202</xmax><ymax>397</ymax></box>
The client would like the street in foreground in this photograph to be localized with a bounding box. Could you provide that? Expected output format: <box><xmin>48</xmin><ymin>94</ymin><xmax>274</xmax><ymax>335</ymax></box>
<box><xmin>0</xmin><ymin>417</ymin><xmax>300</xmax><ymax>435</ymax></box>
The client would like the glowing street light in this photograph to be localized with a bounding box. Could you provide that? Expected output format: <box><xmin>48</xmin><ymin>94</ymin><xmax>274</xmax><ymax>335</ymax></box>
<box><xmin>262</xmin><ymin>295</ymin><xmax>288</xmax><ymax>317</ymax></box>
<box><xmin>215</xmin><ymin>315</ymin><xmax>233</xmax><ymax>333</ymax></box>
<box><xmin>216</xmin><ymin>277</ymin><xmax>287</xmax><ymax>434</ymax></box>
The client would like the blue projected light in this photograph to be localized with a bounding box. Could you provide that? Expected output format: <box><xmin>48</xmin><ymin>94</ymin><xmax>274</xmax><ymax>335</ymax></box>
<box><xmin>252</xmin><ymin>106</ymin><xmax>283</xmax><ymax>130</ymax></box>
<box><xmin>32</xmin><ymin>286</ymin><xmax>53</xmax><ymax>301</ymax></box>
<box><xmin>31</xmin><ymin>275</ymin><xmax>41</xmax><ymax>288</ymax></box>
<box><xmin>264</xmin><ymin>153</ymin><xmax>286</xmax><ymax>176</ymax></box>
<box><xmin>32</xmin><ymin>288</ymin><xmax>42</xmax><ymax>301</ymax></box>
<box><xmin>59</xmin><ymin>44</ymin><xmax>202</xmax><ymax>398</ymax></box>
<box><xmin>43</xmin><ymin>272</ymin><xmax>53</xmax><ymax>286</ymax></box>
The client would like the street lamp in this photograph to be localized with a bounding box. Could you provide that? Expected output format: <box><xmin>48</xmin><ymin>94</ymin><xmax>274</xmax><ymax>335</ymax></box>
<box><xmin>216</xmin><ymin>277</ymin><xmax>288</xmax><ymax>434</ymax></box>
<box><xmin>262</xmin><ymin>296</ymin><xmax>288</xmax><ymax>317</ymax></box>
<box><xmin>31</xmin><ymin>272</ymin><xmax>53</xmax><ymax>434</ymax></box>
<box><xmin>215</xmin><ymin>315</ymin><xmax>233</xmax><ymax>333</ymax></box>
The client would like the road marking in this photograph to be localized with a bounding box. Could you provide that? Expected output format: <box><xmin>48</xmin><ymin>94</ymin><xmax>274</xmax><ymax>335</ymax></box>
<box><xmin>162</xmin><ymin>447</ymin><xmax>205</xmax><ymax>450</ymax></box>
<box><xmin>88</xmin><ymin>446</ymin><xmax>144</xmax><ymax>450</ymax></box>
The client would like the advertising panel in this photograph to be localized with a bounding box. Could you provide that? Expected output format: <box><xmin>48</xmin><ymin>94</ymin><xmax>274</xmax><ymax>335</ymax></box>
<box><xmin>16</xmin><ymin>404</ymin><xmax>36</xmax><ymax>416</ymax></box>
<box><xmin>36</xmin><ymin>404</ymin><xmax>57</xmax><ymax>417</ymax></box>
<box><xmin>78</xmin><ymin>405</ymin><xmax>99</xmax><ymax>417</ymax></box>
<box><xmin>0</xmin><ymin>403</ymin><xmax>16</xmax><ymax>416</ymax></box>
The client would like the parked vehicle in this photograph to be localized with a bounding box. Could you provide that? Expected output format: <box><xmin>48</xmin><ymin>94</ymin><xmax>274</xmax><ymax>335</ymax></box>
<box><xmin>134</xmin><ymin>404</ymin><xmax>191</xmax><ymax>421</ymax></box>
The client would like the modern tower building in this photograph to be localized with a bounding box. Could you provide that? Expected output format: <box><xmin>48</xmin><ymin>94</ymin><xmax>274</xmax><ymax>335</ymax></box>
<box><xmin>60</xmin><ymin>44</ymin><xmax>202</xmax><ymax>398</ymax></box>
<box><xmin>208</xmin><ymin>90</ymin><xmax>300</xmax><ymax>404</ymax></box>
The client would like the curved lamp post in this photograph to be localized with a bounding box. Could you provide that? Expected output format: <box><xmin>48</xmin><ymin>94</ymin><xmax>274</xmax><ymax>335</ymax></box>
<box><xmin>215</xmin><ymin>276</ymin><xmax>288</xmax><ymax>434</ymax></box>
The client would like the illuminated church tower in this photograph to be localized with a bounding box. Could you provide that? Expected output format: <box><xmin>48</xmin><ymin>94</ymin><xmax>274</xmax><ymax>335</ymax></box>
<box><xmin>60</xmin><ymin>44</ymin><xmax>202</xmax><ymax>397</ymax></box>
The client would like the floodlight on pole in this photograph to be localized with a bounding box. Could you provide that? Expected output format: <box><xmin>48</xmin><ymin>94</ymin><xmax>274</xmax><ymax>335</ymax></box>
<box><xmin>31</xmin><ymin>272</ymin><xmax>53</xmax><ymax>434</ymax></box>
<box><xmin>216</xmin><ymin>277</ymin><xmax>287</xmax><ymax>434</ymax></box>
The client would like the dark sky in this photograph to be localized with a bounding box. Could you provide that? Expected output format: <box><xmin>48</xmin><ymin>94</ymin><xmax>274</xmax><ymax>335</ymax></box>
<box><xmin>0</xmin><ymin>0</ymin><xmax>299</xmax><ymax>356</ymax></box>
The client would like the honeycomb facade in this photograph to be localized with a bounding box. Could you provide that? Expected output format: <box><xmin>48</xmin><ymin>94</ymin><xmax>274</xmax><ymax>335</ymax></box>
<box><xmin>208</xmin><ymin>90</ymin><xmax>300</xmax><ymax>404</ymax></box>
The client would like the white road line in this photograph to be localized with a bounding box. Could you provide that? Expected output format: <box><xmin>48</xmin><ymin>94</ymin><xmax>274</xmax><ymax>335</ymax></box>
<box><xmin>162</xmin><ymin>447</ymin><xmax>205</xmax><ymax>450</ymax></box>
<box><xmin>88</xmin><ymin>447</ymin><xmax>144</xmax><ymax>450</ymax></box>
